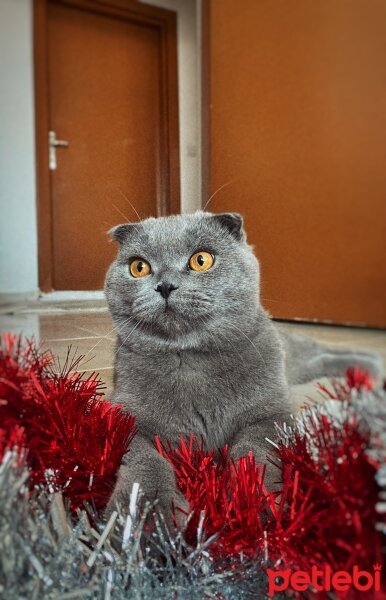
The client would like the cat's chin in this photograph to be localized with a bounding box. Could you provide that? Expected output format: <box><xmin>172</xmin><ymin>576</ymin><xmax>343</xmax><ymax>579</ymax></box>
<box><xmin>121</xmin><ymin>311</ymin><xmax>213</xmax><ymax>350</ymax></box>
<box><xmin>152</xmin><ymin>312</ymin><xmax>201</xmax><ymax>339</ymax></box>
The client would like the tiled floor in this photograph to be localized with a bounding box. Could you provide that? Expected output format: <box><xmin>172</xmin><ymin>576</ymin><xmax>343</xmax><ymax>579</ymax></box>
<box><xmin>0</xmin><ymin>303</ymin><xmax>385</xmax><ymax>408</ymax></box>
<box><xmin>0</xmin><ymin>308</ymin><xmax>116</xmax><ymax>398</ymax></box>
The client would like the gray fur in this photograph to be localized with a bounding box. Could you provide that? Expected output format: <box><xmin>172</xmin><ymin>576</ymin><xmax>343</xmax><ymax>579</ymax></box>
<box><xmin>104</xmin><ymin>211</ymin><xmax>383</xmax><ymax>523</ymax></box>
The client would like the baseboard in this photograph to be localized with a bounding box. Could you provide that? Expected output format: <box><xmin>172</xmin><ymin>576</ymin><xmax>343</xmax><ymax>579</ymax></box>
<box><xmin>0</xmin><ymin>291</ymin><xmax>40</xmax><ymax>305</ymax></box>
<box><xmin>0</xmin><ymin>290</ymin><xmax>108</xmax><ymax>315</ymax></box>
<box><xmin>39</xmin><ymin>291</ymin><xmax>105</xmax><ymax>302</ymax></box>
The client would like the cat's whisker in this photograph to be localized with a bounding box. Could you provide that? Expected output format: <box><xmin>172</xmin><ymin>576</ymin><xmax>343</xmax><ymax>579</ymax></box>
<box><xmin>112</xmin><ymin>203</ymin><xmax>133</xmax><ymax>224</ymax></box>
<box><xmin>226</xmin><ymin>321</ymin><xmax>267</xmax><ymax>367</ymax></box>
<box><xmin>115</xmin><ymin>319</ymin><xmax>143</xmax><ymax>354</ymax></box>
<box><xmin>202</xmin><ymin>178</ymin><xmax>238</xmax><ymax>212</ymax></box>
<box><xmin>117</xmin><ymin>188</ymin><xmax>143</xmax><ymax>222</ymax></box>
<box><xmin>260</xmin><ymin>297</ymin><xmax>280</xmax><ymax>304</ymax></box>
<box><xmin>71</xmin><ymin>323</ymin><xmax>115</xmax><ymax>339</ymax></box>
<box><xmin>79</xmin><ymin>318</ymin><xmax>132</xmax><ymax>368</ymax></box>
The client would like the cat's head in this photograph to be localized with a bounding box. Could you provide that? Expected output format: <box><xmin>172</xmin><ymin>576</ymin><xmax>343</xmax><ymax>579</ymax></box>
<box><xmin>104</xmin><ymin>211</ymin><xmax>260</xmax><ymax>350</ymax></box>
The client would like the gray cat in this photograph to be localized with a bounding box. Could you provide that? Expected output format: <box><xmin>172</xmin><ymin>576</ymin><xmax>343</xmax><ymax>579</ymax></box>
<box><xmin>104</xmin><ymin>211</ymin><xmax>383</xmax><ymax>523</ymax></box>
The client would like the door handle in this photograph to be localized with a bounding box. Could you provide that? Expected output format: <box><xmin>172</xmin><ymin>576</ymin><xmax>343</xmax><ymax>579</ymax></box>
<box><xmin>49</xmin><ymin>130</ymin><xmax>69</xmax><ymax>170</ymax></box>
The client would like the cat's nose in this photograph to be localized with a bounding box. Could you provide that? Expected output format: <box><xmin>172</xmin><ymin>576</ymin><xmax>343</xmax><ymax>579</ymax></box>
<box><xmin>155</xmin><ymin>282</ymin><xmax>179</xmax><ymax>300</ymax></box>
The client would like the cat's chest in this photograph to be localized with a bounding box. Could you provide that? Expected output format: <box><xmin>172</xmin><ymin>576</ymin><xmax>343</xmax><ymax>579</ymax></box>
<box><xmin>117</xmin><ymin>348</ymin><xmax>254</xmax><ymax>446</ymax></box>
<box><xmin>133</xmin><ymin>350</ymin><xmax>237</xmax><ymax>405</ymax></box>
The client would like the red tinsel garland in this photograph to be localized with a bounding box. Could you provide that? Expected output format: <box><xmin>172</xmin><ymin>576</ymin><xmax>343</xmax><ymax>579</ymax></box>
<box><xmin>157</xmin><ymin>416</ymin><xmax>381</xmax><ymax>573</ymax></box>
<box><xmin>0</xmin><ymin>334</ymin><xmax>384</xmax><ymax>598</ymax></box>
<box><xmin>155</xmin><ymin>435</ymin><xmax>275</xmax><ymax>556</ymax></box>
<box><xmin>156</xmin><ymin>368</ymin><xmax>384</xmax><ymax>597</ymax></box>
<box><xmin>0</xmin><ymin>334</ymin><xmax>136</xmax><ymax>510</ymax></box>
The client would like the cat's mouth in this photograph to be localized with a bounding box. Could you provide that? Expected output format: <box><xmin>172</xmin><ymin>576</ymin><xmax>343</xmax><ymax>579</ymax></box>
<box><xmin>163</xmin><ymin>300</ymin><xmax>172</xmax><ymax>312</ymax></box>
<box><xmin>129</xmin><ymin>292</ymin><xmax>215</xmax><ymax>334</ymax></box>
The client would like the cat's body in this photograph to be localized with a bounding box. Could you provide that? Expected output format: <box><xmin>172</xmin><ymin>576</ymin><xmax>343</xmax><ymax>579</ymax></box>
<box><xmin>105</xmin><ymin>211</ymin><xmax>383</xmax><ymax>522</ymax></box>
<box><xmin>113</xmin><ymin>306</ymin><xmax>287</xmax><ymax>452</ymax></box>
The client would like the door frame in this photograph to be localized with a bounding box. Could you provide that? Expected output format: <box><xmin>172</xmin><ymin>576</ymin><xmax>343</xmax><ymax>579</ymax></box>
<box><xmin>34</xmin><ymin>0</ymin><xmax>180</xmax><ymax>291</ymax></box>
<box><xmin>200</xmin><ymin>0</ymin><xmax>211</xmax><ymax>209</ymax></box>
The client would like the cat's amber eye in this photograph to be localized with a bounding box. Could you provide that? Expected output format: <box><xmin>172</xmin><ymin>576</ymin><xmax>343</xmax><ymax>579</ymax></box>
<box><xmin>129</xmin><ymin>258</ymin><xmax>151</xmax><ymax>278</ymax></box>
<box><xmin>189</xmin><ymin>251</ymin><xmax>214</xmax><ymax>272</ymax></box>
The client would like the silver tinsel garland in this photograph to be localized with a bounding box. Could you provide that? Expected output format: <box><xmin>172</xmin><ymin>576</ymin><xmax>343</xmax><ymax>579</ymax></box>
<box><xmin>0</xmin><ymin>450</ymin><xmax>272</xmax><ymax>600</ymax></box>
<box><xmin>1</xmin><ymin>382</ymin><xmax>385</xmax><ymax>599</ymax></box>
<box><xmin>351</xmin><ymin>386</ymin><xmax>386</xmax><ymax>534</ymax></box>
<box><xmin>275</xmin><ymin>383</ymin><xmax>386</xmax><ymax>537</ymax></box>
<box><xmin>276</xmin><ymin>382</ymin><xmax>386</xmax><ymax>537</ymax></box>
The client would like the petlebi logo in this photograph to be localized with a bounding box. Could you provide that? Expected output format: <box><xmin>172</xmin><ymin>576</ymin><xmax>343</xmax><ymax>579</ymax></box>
<box><xmin>267</xmin><ymin>564</ymin><xmax>382</xmax><ymax>597</ymax></box>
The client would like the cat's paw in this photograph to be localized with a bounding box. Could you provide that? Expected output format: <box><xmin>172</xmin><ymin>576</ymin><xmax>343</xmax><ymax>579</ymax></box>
<box><xmin>155</xmin><ymin>490</ymin><xmax>190</xmax><ymax>533</ymax></box>
<box><xmin>172</xmin><ymin>490</ymin><xmax>191</xmax><ymax>530</ymax></box>
<box><xmin>105</xmin><ymin>483</ymin><xmax>189</xmax><ymax>535</ymax></box>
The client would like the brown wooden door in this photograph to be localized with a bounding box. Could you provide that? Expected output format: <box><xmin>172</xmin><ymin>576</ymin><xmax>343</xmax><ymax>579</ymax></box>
<box><xmin>204</xmin><ymin>0</ymin><xmax>386</xmax><ymax>328</ymax></box>
<box><xmin>35</xmin><ymin>0</ymin><xmax>179</xmax><ymax>291</ymax></box>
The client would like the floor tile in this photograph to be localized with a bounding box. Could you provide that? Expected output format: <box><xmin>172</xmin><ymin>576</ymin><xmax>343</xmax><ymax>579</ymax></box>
<box><xmin>82</xmin><ymin>368</ymin><xmax>115</xmax><ymax>399</ymax></box>
<box><xmin>40</xmin><ymin>336</ymin><xmax>115</xmax><ymax>372</ymax></box>
<box><xmin>0</xmin><ymin>313</ymin><xmax>41</xmax><ymax>339</ymax></box>
<box><xmin>39</xmin><ymin>312</ymin><xmax>115</xmax><ymax>341</ymax></box>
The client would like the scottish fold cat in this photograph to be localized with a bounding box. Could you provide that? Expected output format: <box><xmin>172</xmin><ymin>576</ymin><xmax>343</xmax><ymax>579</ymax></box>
<box><xmin>104</xmin><ymin>211</ymin><xmax>383</xmax><ymax>522</ymax></box>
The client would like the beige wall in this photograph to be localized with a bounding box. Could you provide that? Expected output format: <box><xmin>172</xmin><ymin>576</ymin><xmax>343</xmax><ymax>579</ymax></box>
<box><xmin>141</xmin><ymin>0</ymin><xmax>202</xmax><ymax>213</ymax></box>
<box><xmin>0</xmin><ymin>0</ymin><xmax>38</xmax><ymax>296</ymax></box>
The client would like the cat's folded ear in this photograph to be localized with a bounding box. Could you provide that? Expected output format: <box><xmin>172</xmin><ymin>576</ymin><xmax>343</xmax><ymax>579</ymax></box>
<box><xmin>211</xmin><ymin>212</ymin><xmax>245</xmax><ymax>241</ymax></box>
<box><xmin>108</xmin><ymin>223</ymin><xmax>135</xmax><ymax>244</ymax></box>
